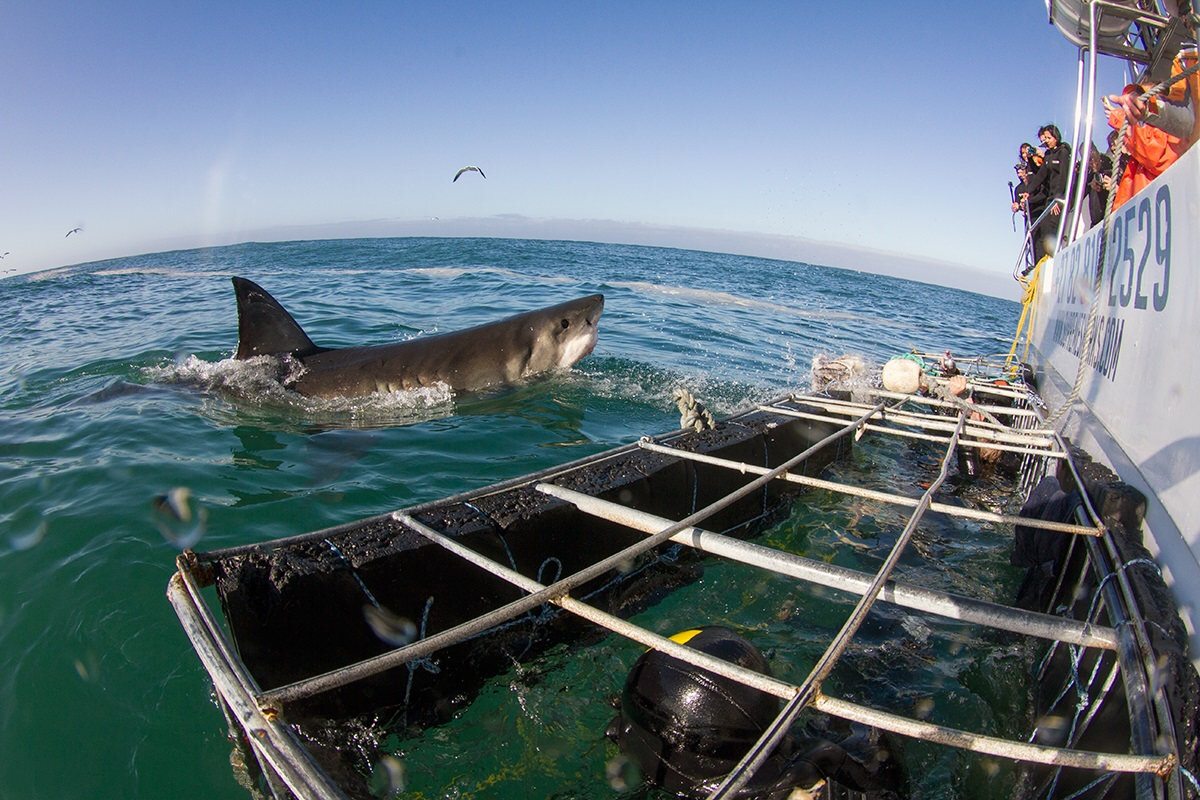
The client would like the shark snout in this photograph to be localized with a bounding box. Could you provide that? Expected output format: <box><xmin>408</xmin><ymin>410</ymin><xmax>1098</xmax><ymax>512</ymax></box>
<box><xmin>582</xmin><ymin>294</ymin><xmax>603</xmax><ymax>355</ymax></box>
<box><xmin>584</xmin><ymin>294</ymin><xmax>604</xmax><ymax>329</ymax></box>
<box><xmin>552</xmin><ymin>294</ymin><xmax>603</xmax><ymax>368</ymax></box>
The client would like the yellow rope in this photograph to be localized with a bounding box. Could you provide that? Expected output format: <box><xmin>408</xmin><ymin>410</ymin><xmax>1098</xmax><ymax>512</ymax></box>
<box><xmin>1004</xmin><ymin>256</ymin><xmax>1047</xmax><ymax>376</ymax></box>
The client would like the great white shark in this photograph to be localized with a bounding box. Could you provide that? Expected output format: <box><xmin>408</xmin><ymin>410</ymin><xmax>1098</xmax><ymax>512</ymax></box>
<box><xmin>231</xmin><ymin>277</ymin><xmax>603</xmax><ymax>398</ymax></box>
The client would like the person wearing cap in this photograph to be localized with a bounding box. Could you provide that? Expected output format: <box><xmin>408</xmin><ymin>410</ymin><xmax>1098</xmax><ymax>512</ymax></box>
<box><xmin>1011</xmin><ymin>162</ymin><xmax>1033</xmax><ymax>215</ymax></box>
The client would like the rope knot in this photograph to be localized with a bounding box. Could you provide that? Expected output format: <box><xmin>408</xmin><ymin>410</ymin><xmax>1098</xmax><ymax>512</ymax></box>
<box><xmin>673</xmin><ymin>388</ymin><xmax>715</xmax><ymax>432</ymax></box>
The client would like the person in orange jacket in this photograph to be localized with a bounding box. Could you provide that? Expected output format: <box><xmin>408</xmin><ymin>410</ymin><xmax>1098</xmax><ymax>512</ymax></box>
<box><xmin>1103</xmin><ymin>31</ymin><xmax>1199</xmax><ymax>209</ymax></box>
<box><xmin>1102</xmin><ymin>98</ymin><xmax>1182</xmax><ymax>209</ymax></box>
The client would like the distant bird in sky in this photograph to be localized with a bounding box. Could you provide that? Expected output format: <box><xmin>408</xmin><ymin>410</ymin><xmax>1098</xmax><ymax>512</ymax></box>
<box><xmin>453</xmin><ymin>165</ymin><xmax>485</xmax><ymax>182</ymax></box>
<box><xmin>66</xmin><ymin>227</ymin><xmax>82</xmax><ymax>237</ymax></box>
<box><xmin>0</xmin><ymin>252</ymin><xmax>8</xmax><ymax>258</ymax></box>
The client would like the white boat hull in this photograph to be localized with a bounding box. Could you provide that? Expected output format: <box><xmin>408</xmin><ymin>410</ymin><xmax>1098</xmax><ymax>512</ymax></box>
<box><xmin>1031</xmin><ymin>142</ymin><xmax>1200</xmax><ymax>666</ymax></box>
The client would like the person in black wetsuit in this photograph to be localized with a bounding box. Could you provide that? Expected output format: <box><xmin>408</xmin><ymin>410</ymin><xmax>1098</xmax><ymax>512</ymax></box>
<box><xmin>1011</xmin><ymin>163</ymin><xmax>1032</xmax><ymax>226</ymax></box>
<box><xmin>1085</xmin><ymin>144</ymin><xmax>1114</xmax><ymax>226</ymax></box>
<box><xmin>1019</xmin><ymin>124</ymin><xmax>1072</xmax><ymax>268</ymax></box>
<box><xmin>1018</xmin><ymin>141</ymin><xmax>1042</xmax><ymax>174</ymax></box>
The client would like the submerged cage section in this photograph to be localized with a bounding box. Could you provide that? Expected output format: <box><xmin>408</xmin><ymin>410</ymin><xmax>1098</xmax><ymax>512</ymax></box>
<box><xmin>168</xmin><ymin>364</ymin><xmax>1197</xmax><ymax>800</ymax></box>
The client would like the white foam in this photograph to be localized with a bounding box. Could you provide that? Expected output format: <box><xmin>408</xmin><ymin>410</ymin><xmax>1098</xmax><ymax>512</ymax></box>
<box><xmin>403</xmin><ymin>266</ymin><xmax>574</xmax><ymax>284</ymax></box>
<box><xmin>606</xmin><ymin>280</ymin><xmax>870</xmax><ymax>322</ymax></box>
<box><xmin>145</xmin><ymin>355</ymin><xmax>455</xmax><ymax>417</ymax></box>
<box><xmin>94</xmin><ymin>267</ymin><xmax>215</xmax><ymax>278</ymax></box>
<box><xmin>404</xmin><ymin>266</ymin><xmax>523</xmax><ymax>280</ymax></box>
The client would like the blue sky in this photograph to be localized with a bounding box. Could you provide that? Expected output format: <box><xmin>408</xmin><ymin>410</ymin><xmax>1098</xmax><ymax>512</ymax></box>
<box><xmin>1</xmin><ymin>1</ymin><xmax>1128</xmax><ymax>292</ymax></box>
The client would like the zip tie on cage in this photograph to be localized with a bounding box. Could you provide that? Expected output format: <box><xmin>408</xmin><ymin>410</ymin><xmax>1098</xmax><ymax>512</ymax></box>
<box><xmin>401</xmin><ymin>596</ymin><xmax>439</xmax><ymax>728</ymax></box>
<box><xmin>1180</xmin><ymin>765</ymin><xmax>1200</xmax><ymax>792</ymax></box>
<box><xmin>534</xmin><ymin>558</ymin><xmax>565</xmax><ymax>623</ymax></box>
<box><xmin>1059</xmin><ymin>771</ymin><xmax>1118</xmax><ymax>800</ymax></box>
<box><xmin>1120</xmin><ymin>557</ymin><xmax>1162</xmax><ymax>579</ymax></box>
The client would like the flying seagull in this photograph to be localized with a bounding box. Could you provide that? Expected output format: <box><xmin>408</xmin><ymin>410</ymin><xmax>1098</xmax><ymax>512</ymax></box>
<box><xmin>66</xmin><ymin>227</ymin><xmax>82</xmax><ymax>237</ymax></box>
<box><xmin>0</xmin><ymin>252</ymin><xmax>8</xmax><ymax>258</ymax></box>
<box><xmin>453</xmin><ymin>165</ymin><xmax>486</xmax><ymax>182</ymax></box>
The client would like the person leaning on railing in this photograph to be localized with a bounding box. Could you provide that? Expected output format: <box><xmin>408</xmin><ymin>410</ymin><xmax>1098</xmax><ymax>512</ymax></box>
<box><xmin>1103</xmin><ymin>8</ymin><xmax>1200</xmax><ymax>209</ymax></box>
<box><xmin>1019</xmin><ymin>124</ymin><xmax>1071</xmax><ymax>263</ymax></box>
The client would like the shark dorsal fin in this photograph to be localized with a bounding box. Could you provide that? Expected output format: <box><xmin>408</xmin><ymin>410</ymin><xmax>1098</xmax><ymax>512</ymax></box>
<box><xmin>232</xmin><ymin>276</ymin><xmax>321</xmax><ymax>359</ymax></box>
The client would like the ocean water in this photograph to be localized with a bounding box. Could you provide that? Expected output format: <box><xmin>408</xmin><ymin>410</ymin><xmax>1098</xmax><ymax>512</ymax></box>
<box><xmin>0</xmin><ymin>237</ymin><xmax>1023</xmax><ymax>800</ymax></box>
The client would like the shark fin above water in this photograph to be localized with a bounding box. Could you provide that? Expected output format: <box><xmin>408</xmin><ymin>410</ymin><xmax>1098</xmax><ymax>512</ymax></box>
<box><xmin>233</xmin><ymin>276</ymin><xmax>323</xmax><ymax>360</ymax></box>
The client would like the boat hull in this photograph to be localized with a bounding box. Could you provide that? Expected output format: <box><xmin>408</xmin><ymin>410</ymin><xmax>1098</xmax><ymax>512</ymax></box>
<box><xmin>1030</xmin><ymin>143</ymin><xmax>1200</xmax><ymax>666</ymax></box>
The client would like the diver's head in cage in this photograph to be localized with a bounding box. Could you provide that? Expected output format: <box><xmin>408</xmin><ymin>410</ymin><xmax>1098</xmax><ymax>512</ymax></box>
<box><xmin>606</xmin><ymin>626</ymin><xmax>905</xmax><ymax>798</ymax></box>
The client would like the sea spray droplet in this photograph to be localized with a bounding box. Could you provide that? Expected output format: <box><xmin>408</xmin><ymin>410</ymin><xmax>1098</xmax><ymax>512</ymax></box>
<box><xmin>73</xmin><ymin>651</ymin><xmax>101</xmax><ymax>683</ymax></box>
<box><xmin>368</xmin><ymin>754</ymin><xmax>406</xmax><ymax>798</ymax></box>
<box><xmin>363</xmin><ymin>604</ymin><xmax>418</xmax><ymax>647</ymax></box>
<box><xmin>9</xmin><ymin>520</ymin><xmax>47</xmax><ymax>551</ymax></box>
<box><xmin>1035</xmin><ymin>714</ymin><xmax>1069</xmax><ymax>734</ymax></box>
<box><xmin>153</xmin><ymin>487</ymin><xmax>207</xmax><ymax>550</ymax></box>
<box><xmin>606</xmin><ymin>754</ymin><xmax>641</xmax><ymax>791</ymax></box>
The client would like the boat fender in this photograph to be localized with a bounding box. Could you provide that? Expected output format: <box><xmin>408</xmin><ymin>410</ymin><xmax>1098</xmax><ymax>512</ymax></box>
<box><xmin>881</xmin><ymin>357</ymin><xmax>923</xmax><ymax>394</ymax></box>
<box><xmin>1012</xmin><ymin>465</ymin><xmax>1081</xmax><ymax>611</ymax></box>
<box><xmin>606</xmin><ymin>626</ymin><xmax>903</xmax><ymax>798</ymax></box>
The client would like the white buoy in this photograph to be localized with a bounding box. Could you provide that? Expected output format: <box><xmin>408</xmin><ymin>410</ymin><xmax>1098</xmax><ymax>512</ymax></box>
<box><xmin>881</xmin><ymin>358</ymin><xmax>922</xmax><ymax>394</ymax></box>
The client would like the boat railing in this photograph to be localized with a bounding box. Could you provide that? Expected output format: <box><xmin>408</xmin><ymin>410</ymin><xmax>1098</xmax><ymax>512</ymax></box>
<box><xmin>168</xmin><ymin>361</ymin><xmax>1184</xmax><ymax>799</ymax></box>
<box><xmin>1011</xmin><ymin>2</ymin><xmax>1195</xmax><ymax>422</ymax></box>
<box><xmin>1043</xmin><ymin>0</ymin><xmax>1178</xmax><ymax>259</ymax></box>
<box><xmin>1012</xmin><ymin>198</ymin><xmax>1066</xmax><ymax>281</ymax></box>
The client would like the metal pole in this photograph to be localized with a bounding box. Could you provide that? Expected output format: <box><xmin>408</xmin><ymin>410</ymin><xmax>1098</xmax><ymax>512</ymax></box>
<box><xmin>764</xmin><ymin>400</ymin><xmax>1056</xmax><ymax>446</ymax></box>
<box><xmin>710</xmin><ymin>412</ymin><xmax>969</xmax><ymax>798</ymax></box>
<box><xmin>535</xmin><ymin>482</ymin><xmax>1116</xmax><ymax>648</ymax></box>
<box><xmin>167</xmin><ymin>574</ymin><xmax>349</xmax><ymax>800</ymax></box>
<box><xmin>634</xmin><ymin>440</ymin><xmax>1097</xmax><ymax>537</ymax></box>
<box><xmin>759</xmin><ymin>407</ymin><xmax>1062</xmax><ymax>458</ymax></box>
<box><xmin>812</xmin><ymin>694</ymin><xmax>1172</xmax><ymax>775</ymax></box>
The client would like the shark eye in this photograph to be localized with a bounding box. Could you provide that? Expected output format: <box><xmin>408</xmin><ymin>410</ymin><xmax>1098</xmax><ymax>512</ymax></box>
<box><xmin>560</xmin><ymin>318</ymin><xmax>570</xmax><ymax>329</ymax></box>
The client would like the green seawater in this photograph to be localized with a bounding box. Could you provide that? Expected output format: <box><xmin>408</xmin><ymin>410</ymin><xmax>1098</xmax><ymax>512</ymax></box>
<box><xmin>0</xmin><ymin>238</ymin><xmax>1023</xmax><ymax>799</ymax></box>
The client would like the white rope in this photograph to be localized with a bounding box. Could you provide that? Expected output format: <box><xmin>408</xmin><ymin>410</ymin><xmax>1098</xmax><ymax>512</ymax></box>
<box><xmin>674</xmin><ymin>387</ymin><xmax>715</xmax><ymax>431</ymax></box>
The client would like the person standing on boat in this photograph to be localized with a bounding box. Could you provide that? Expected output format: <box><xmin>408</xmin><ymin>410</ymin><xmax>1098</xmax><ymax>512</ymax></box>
<box><xmin>1103</xmin><ymin>35</ymin><xmax>1199</xmax><ymax>209</ymax></box>
<box><xmin>1018</xmin><ymin>141</ymin><xmax>1042</xmax><ymax>173</ymax></box>
<box><xmin>1105</xmin><ymin>3</ymin><xmax>1199</xmax><ymax>147</ymax></box>
<box><xmin>1011</xmin><ymin>162</ymin><xmax>1035</xmax><ymax>272</ymax></box>
<box><xmin>1019</xmin><ymin>124</ymin><xmax>1071</xmax><ymax>265</ymax></box>
<box><xmin>1102</xmin><ymin>95</ymin><xmax>1181</xmax><ymax>210</ymax></box>
<box><xmin>1085</xmin><ymin>145</ymin><xmax>1114</xmax><ymax>225</ymax></box>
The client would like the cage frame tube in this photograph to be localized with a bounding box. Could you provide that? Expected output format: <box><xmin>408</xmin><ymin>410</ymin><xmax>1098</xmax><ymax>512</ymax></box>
<box><xmin>397</xmin><ymin>490</ymin><xmax>1172</xmax><ymax>777</ymax></box>
<box><xmin>635</xmin><ymin>439</ymin><xmax>1099</xmax><ymax>536</ymax></box>
<box><xmin>166</xmin><ymin>572</ymin><xmax>349</xmax><ymax>800</ymax></box>
<box><xmin>534</xmin><ymin>482</ymin><xmax>1117</xmax><ymax>649</ymax></box>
